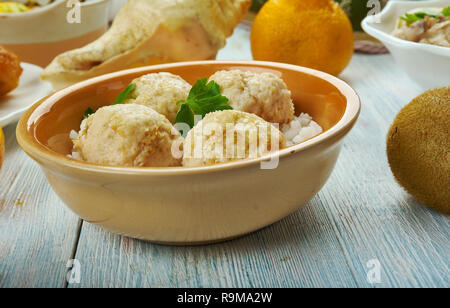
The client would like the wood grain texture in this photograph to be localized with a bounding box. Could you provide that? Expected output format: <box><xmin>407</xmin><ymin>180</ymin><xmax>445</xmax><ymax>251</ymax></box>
<box><xmin>1</xmin><ymin>27</ymin><xmax>449</xmax><ymax>288</ymax></box>
<box><xmin>0</xmin><ymin>124</ymin><xmax>81</xmax><ymax>288</ymax></box>
<box><xmin>69</xmin><ymin>199</ymin><xmax>359</xmax><ymax>288</ymax></box>
<box><xmin>333</xmin><ymin>56</ymin><xmax>450</xmax><ymax>287</ymax></box>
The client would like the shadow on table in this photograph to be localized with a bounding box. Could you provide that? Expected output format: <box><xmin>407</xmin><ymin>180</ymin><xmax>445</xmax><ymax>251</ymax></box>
<box><xmin>135</xmin><ymin>197</ymin><xmax>334</xmax><ymax>253</ymax></box>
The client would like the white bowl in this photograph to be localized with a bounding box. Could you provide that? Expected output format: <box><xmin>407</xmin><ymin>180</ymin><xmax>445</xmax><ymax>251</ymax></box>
<box><xmin>0</xmin><ymin>0</ymin><xmax>111</xmax><ymax>67</ymax></box>
<box><xmin>362</xmin><ymin>0</ymin><xmax>450</xmax><ymax>90</ymax></box>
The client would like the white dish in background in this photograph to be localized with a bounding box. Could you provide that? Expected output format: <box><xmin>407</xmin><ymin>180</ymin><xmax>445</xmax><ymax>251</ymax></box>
<box><xmin>0</xmin><ymin>0</ymin><xmax>110</xmax><ymax>67</ymax></box>
<box><xmin>0</xmin><ymin>63</ymin><xmax>52</xmax><ymax>127</ymax></box>
<box><xmin>362</xmin><ymin>0</ymin><xmax>450</xmax><ymax>90</ymax></box>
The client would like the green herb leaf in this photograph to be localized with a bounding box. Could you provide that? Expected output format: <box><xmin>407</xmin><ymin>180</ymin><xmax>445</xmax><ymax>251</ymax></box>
<box><xmin>80</xmin><ymin>83</ymin><xmax>136</xmax><ymax>121</ymax></box>
<box><xmin>83</xmin><ymin>107</ymin><xmax>94</xmax><ymax>120</ymax></box>
<box><xmin>400</xmin><ymin>13</ymin><xmax>422</xmax><ymax>24</ymax></box>
<box><xmin>442</xmin><ymin>6</ymin><xmax>450</xmax><ymax>17</ymax></box>
<box><xmin>174</xmin><ymin>104</ymin><xmax>195</xmax><ymax>129</ymax></box>
<box><xmin>113</xmin><ymin>83</ymin><xmax>136</xmax><ymax>105</ymax></box>
<box><xmin>174</xmin><ymin>78</ymin><xmax>232</xmax><ymax>132</ymax></box>
<box><xmin>400</xmin><ymin>9</ymin><xmax>445</xmax><ymax>24</ymax></box>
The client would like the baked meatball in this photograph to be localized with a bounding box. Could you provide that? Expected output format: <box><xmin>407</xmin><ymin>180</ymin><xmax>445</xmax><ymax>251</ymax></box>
<box><xmin>123</xmin><ymin>72</ymin><xmax>191</xmax><ymax>123</ymax></box>
<box><xmin>72</xmin><ymin>104</ymin><xmax>183</xmax><ymax>167</ymax></box>
<box><xmin>183</xmin><ymin>110</ymin><xmax>286</xmax><ymax>167</ymax></box>
<box><xmin>209</xmin><ymin>70</ymin><xmax>294</xmax><ymax>124</ymax></box>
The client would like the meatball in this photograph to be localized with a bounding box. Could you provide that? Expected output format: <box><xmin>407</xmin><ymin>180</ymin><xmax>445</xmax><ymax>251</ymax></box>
<box><xmin>123</xmin><ymin>72</ymin><xmax>191</xmax><ymax>123</ymax></box>
<box><xmin>209</xmin><ymin>70</ymin><xmax>294</xmax><ymax>124</ymax></box>
<box><xmin>0</xmin><ymin>46</ymin><xmax>22</xmax><ymax>97</ymax></box>
<box><xmin>73</xmin><ymin>104</ymin><xmax>183</xmax><ymax>167</ymax></box>
<box><xmin>183</xmin><ymin>110</ymin><xmax>286</xmax><ymax>167</ymax></box>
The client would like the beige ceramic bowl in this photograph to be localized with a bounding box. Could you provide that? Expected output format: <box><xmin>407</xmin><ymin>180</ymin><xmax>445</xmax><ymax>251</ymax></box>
<box><xmin>0</xmin><ymin>0</ymin><xmax>110</xmax><ymax>67</ymax></box>
<box><xmin>17</xmin><ymin>61</ymin><xmax>360</xmax><ymax>244</ymax></box>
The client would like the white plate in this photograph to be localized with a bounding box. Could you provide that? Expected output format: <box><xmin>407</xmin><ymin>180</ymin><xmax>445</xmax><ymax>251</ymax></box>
<box><xmin>0</xmin><ymin>63</ymin><xmax>52</xmax><ymax>127</ymax></box>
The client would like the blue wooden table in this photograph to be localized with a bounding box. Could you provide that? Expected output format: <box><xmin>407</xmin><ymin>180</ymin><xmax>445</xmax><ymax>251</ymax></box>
<box><xmin>0</xmin><ymin>26</ymin><xmax>448</xmax><ymax>288</ymax></box>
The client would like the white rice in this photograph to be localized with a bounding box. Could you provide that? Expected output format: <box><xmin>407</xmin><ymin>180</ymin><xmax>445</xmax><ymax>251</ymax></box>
<box><xmin>68</xmin><ymin>130</ymin><xmax>80</xmax><ymax>159</ymax></box>
<box><xmin>281</xmin><ymin>113</ymin><xmax>323</xmax><ymax>147</ymax></box>
<box><xmin>69</xmin><ymin>129</ymin><xmax>79</xmax><ymax>140</ymax></box>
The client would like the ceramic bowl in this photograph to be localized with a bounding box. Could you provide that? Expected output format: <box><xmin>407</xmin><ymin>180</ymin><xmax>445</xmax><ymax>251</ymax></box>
<box><xmin>16</xmin><ymin>61</ymin><xmax>360</xmax><ymax>245</ymax></box>
<box><xmin>362</xmin><ymin>0</ymin><xmax>450</xmax><ymax>90</ymax></box>
<box><xmin>0</xmin><ymin>0</ymin><xmax>110</xmax><ymax>67</ymax></box>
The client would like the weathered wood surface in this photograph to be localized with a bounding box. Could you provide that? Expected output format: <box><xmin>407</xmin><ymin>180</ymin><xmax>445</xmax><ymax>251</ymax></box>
<box><xmin>0</xmin><ymin>27</ymin><xmax>448</xmax><ymax>288</ymax></box>
<box><xmin>0</xmin><ymin>125</ymin><xmax>82</xmax><ymax>288</ymax></box>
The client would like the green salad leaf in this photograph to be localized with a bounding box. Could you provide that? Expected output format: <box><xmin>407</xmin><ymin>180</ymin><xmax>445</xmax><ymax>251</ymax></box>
<box><xmin>174</xmin><ymin>78</ymin><xmax>232</xmax><ymax>131</ymax></box>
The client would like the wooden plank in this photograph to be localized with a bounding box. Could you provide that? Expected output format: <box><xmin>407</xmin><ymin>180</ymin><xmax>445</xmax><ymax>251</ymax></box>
<box><xmin>69</xmin><ymin>201</ymin><xmax>359</xmax><ymax>288</ymax></box>
<box><xmin>325</xmin><ymin>54</ymin><xmax>450</xmax><ymax>287</ymax></box>
<box><xmin>0</xmin><ymin>124</ymin><xmax>81</xmax><ymax>288</ymax></box>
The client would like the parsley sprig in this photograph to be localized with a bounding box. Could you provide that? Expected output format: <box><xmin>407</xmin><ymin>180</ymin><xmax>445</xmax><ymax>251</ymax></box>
<box><xmin>113</xmin><ymin>83</ymin><xmax>135</xmax><ymax>105</ymax></box>
<box><xmin>82</xmin><ymin>78</ymin><xmax>232</xmax><ymax>130</ymax></box>
<box><xmin>174</xmin><ymin>78</ymin><xmax>232</xmax><ymax>130</ymax></box>
<box><xmin>82</xmin><ymin>83</ymin><xmax>136</xmax><ymax>120</ymax></box>
<box><xmin>83</xmin><ymin>107</ymin><xmax>94</xmax><ymax>120</ymax></box>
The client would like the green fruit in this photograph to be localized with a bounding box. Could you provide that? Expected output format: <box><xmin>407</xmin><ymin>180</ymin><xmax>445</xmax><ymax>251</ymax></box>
<box><xmin>387</xmin><ymin>87</ymin><xmax>450</xmax><ymax>214</ymax></box>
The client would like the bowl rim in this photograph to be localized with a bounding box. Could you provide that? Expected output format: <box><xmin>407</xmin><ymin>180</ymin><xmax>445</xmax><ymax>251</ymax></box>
<box><xmin>361</xmin><ymin>0</ymin><xmax>450</xmax><ymax>57</ymax></box>
<box><xmin>0</xmin><ymin>0</ymin><xmax>108</xmax><ymax>17</ymax></box>
<box><xmin>17</xmin><ymin>60</ymin><xmax>361</xmax><ymax>176</ymax></box>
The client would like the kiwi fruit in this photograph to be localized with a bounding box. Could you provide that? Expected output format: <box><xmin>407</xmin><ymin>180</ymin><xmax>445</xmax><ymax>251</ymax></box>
<box><xmin>387</xmin><ymin>87</ymin><xmax>449</xmax><ymax>214</ymax></box>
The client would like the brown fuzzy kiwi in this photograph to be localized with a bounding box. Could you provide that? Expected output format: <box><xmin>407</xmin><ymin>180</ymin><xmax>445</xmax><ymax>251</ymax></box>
<box><xmin>387</xmin><ymin>87</ymin><xmax>449</xmax><ymax>214</ymax></box>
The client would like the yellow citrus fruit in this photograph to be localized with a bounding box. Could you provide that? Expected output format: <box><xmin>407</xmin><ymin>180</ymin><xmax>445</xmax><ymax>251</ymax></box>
<box><xmin>251</xmin><ymin>0</ymin><xmax>354</xmax><ymax>76</ymax></box>
<box><xmin>0</xmin><ymin>125</ymin><xmax>4</xmax><ymax>170</ymax></box>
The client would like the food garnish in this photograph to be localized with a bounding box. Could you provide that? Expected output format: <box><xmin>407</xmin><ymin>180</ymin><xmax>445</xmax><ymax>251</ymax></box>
<box><xmin>83</xmin><ymin>107</ymin><xmax>95</xmax><ymax>120</ymax></box>
<box><xmin>113</xmin><ymin>83</ymin><xmax>136</xmax><ymax>105</ymax></box>
<box><xmin>442</xmin><ymin>6</ymin><xmax>450</xmax><ymax>17</ymax></box>
<box><xmin>174</xmin><ymin>78</ymin><xmax>232</xmax><ymax>130</ymax></box>
<box><xmin>400</xmin><ymin>6</ymin><xmax>450</xmax><ymax>24</ymax></box>
<box><xmin>83</xmin><ymin>83</ymin><xmax>136</xmax><ymax>120</ymax></box>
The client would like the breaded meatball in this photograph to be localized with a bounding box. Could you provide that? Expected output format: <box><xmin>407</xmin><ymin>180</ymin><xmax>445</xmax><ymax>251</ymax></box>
<box><xmin>0</xmin><ymin>46</ymin><xmax>23</xmax><ymax>97</ymax></box>
<box><xmin>73</xmin><ymin>104</ymin><xmax>183</xmax><ymax>167</ymax></box>
<box><xmin>209</xmin><ymin>70</ymin><xmax>294</xmax><ymax>124</ymax></box>
<box><xmin>123</xmin><ymin>72</ymin><xmax>191</xmax><ymax>123</ymax></box>
<box><xmin>183</xmin><ymin>110</ymin><xmax>286</xmax><ymax>167</ymax></box>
